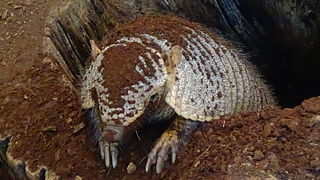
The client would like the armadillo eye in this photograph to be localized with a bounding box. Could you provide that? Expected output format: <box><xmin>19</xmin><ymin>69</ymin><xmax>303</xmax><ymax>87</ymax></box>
<box><xmin>150</xmin><ymin>93</ymin><xmax>159</xmax><ymax>102</ymax></box>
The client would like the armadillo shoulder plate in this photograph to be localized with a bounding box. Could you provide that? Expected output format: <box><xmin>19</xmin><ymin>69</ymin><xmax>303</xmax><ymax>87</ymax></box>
<box><xmin>165</xmin><ymin>27</ymin><xmax>247</xmax><ymax>122</ymax></box>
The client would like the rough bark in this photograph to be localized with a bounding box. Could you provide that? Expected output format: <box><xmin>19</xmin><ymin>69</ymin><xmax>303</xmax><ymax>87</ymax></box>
<box><xmin>0</xmin><ymin>137</ymin><xmax>47</xmax><ymax>180</ymax></box>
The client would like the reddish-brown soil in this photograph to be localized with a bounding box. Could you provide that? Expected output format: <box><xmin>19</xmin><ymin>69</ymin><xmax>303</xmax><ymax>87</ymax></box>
<box><xmin>169</xmin><ymin>99</ymin><xmax>320</xmax><ymax>179</ymax></box>
<box><xmin>0</xmin><ymin>0</ymin><xmax>320</xmax><ymax>180</ymax></box>
<box><xmin>0</xmin><ymin>0</ymin><xmax>50</xmax><ymax>178</ymax></box>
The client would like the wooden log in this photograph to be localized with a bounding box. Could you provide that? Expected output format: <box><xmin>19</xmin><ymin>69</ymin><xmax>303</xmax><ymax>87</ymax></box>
<box><xmin>0</xmin><ymin>126</ymin><xmax>60</xmax><ymax>180</ymax></box>
<box><xmin>47</xmin><ymin>0</ymin><xmax>118</xmax><ymax>84</ymax></box>
<box><xmin>0</xmin><ymin>137</ymin><xmax>13</xmax><ymax>179</ymax></box>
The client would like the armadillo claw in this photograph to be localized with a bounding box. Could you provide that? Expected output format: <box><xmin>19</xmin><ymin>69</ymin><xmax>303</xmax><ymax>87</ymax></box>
<box><xmin>99</xmin><ymin>141</ymin><xmax>119</xmax><ymax>169</ymax></box>
<box><xmin>145</xmin><ymin>131</ymin><xmax>179</xmax><ymax>174</ymax></box>
<box><xmin>104</xmin><ymin>144</ymin><xmax>110</xmax><ymax>168</ymax></box>
<box><xmin>99</xmin><ymin>140</ymin><xmax>105</xmax><ymax>160</ymax></box>
<box><xmin>110</xmin><ymin>145</ymin><xmax>119</xmax><ymax>168</ymax></box>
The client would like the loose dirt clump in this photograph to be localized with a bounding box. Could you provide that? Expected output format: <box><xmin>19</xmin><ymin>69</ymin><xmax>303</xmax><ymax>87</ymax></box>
<box><xmin>165</xmin><ymin>97</ymin><xmax>320</xmax><ymax>179</ymax></box>
<box><xmin>106</xmin><ymin>15</ymin><xmax>236</xmax><ymax>55</ymax></box>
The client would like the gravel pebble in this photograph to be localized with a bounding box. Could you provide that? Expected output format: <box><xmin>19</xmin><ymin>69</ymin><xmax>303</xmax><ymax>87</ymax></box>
<box><xmin>307</xmin><ymin>115</ymin><xmax>320</xmax><ymax>127</ymax></box>
<box><xmin>126</xmin><ymin>162</ymin><xmax>137</xmax><ymax>174</ymax></box>
<box><xmin>310</xmin><ymin>159</ymin><xmax>320</xmax><ymax>167</ymax></box>
<box><xmin>14</xmin><ymin>5</ymin><xmax>23</xmax><ymax>10</ymax></box>
<box><xmin>1</xmin><ymin>10</ymin><xmax>9</xmax><ymax>20</ymax></box>
<box><xmin>254</xmin><ymin>150</ymin><xmax>265</xmax><ymax>161</ymax></box>
<box><xmin>75</xmin><ymin>176</ymin><xmax>82</xmax><ymax>180</ymax></box>
<box><xmin>73</xmin><ymin>123</ymin><xmax>85</xmax><ymax>134</ymax></box>
<box><xmin>263</xmin><ymin>123</ymin><xmax>272</xmax><ymax>137</ymax></box>
<box><xmin>41</xmin><ymin>125</ymin><xmax>57</xmax><ymax>132</ymax></box>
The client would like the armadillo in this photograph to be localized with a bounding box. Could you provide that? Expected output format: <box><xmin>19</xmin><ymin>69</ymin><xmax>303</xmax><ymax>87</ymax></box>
<box><xmin>81</xmin><ymin>15</ymin><xmax>275</xmax><ymax>174</ymax></box>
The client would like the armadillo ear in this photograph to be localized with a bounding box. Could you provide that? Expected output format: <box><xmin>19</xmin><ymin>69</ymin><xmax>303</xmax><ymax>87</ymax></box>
<box><xmin>90</xmin><ymin>40</ymin><xmax>101</xmax><ymax>59</ymax></box>
<box><xmin>166</xmin><ymin>45</ymin><xmax>182</xmax><ymax>74</ymax></box>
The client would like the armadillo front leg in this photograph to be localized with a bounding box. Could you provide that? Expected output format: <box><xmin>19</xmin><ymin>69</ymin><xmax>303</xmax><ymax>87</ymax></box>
<box><xmin>145</xmin><ymin>116</ymin><xmax>201</xmax><ymax>174</ymax></box>
<box><xmin>99</xmin><ymin>125</ymin><xmax>124</xmax><ymax>169</ymax></box>
<box><xmin>87</xmin><ymin>106</ymin><xmax>124</xmax><ymax>169</ymax></box>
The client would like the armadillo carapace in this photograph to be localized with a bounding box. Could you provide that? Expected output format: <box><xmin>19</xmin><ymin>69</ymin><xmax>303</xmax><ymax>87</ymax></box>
<box><xmin>81</xmin><ymin>15</ymin><xmax>275</xmax><ymax>174</ymax></box>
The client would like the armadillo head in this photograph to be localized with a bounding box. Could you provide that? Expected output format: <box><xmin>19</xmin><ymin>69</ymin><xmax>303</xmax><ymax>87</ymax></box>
<box><xmin>83</xmin><ymin>40</ymin><xmax>182</xmax><ymax>142</ymax></box>
<box><xmin>91</xmin><ymin>41</ymin><xmax>171</xmax><ymax>128</ymax></box>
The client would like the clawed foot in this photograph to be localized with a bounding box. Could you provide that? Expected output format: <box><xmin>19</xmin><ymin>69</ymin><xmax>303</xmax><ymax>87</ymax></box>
<box><xmin>99</xmin><ymin>140</ymin><xmax>119</xmax><ymax>168</ymax></box>
<box><xmin>145</xmin><ymin>130</ymin><xmax>179</xmax><ymax>174</ymax></box>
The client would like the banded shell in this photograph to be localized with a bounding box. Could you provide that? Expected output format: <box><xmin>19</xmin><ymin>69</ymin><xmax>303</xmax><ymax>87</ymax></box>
<box><xmin>81</xmin><ymin>15</ymin><xmax>275</xmax><ymax>126</ymax></box>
